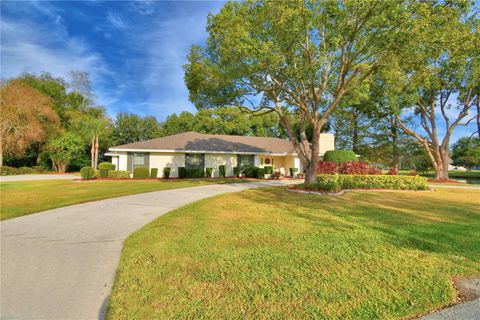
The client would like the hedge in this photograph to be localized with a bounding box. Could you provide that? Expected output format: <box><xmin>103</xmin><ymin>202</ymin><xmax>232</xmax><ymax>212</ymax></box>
<box><xmin>323</xmin><ymin>150</ymin><xmax>356</xmax><ymax>163</ymax></box>
<box><xmin>80</xmin><ymin>166</ymin><xmax>95</xmax><ymax>179</ymax></box>
<box><xmin>107</xmin><ymin>170</ymin><xmax>130</xmax><ymax>179</ymax></box>
<box><xmin>219</xmin><ymin>165</ymin><xmax>226</xmax><ymax>178</ymax></box>
<box><xmin>98</xmin><ymin>162</ymin><xmax>116</xmax><ymax>178</ymax></box>
<box><xmin>1</xmin><ymin>166</ymin><xmax>45</xmax><ymax>175</ymax></box>
<box><xmin>317</xmin><ymin>174</ymin><xmax>428</xmax><ymax>190</ymax></box>
<box><xmin>206</xmin><ymin>167</ymin><xmax>213</xmax><ymax>178</ymax></box>
<box><xmin>264</xmin><ymin>166</ymin><xmax>273</xmax><ymax>174</ymax></box>
<box><xmin>178</xmin><ymin>167</ymin><xmax>186</xmax><ymax>179</ymax></box>
<box><xmin>163</xmin><ymin>167</ymin><xmax>171</xmax><ymax>179</ymax></box>
<box><xmin>185</xmin><ymin>168</ymin><xmax>204</xmax><ymax>178</ymax></box>
<box><xmin>256</xmin><ymin>168</ymin><xmax>265</xmax><ymax>179</ymax></box>
<box><xmin>133</xmin><ymin>167</ymin><xmax>149</xmax><ymax>179</ymax></box>
<box><xmin>233</xmin><ymin>167</ymin><xmax>240</xmax><ymax>177</ymax></box>
<box><xmin>150</xmin><ymin>168</ymin><xmax>158</xmax><ymax>178</ymax></box>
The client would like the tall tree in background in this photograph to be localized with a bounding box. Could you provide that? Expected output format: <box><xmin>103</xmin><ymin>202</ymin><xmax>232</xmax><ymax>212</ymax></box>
<box><xmin>0</xmin><ymin>80</ymin><xmax>60</xmax><ymax>166</ymax></box>
<box><xmin>185</xmin><ymin>0</ymin><xmax>411</xmax><ymax>182</ymax></box>
<box><xmin>390</xmin><ymin>2</ymin><xmax>479</xmax><ymax>180</ymax></box>
<box><xmin>112</xmin><ymin>112</ymin><xmax>161</xmax><ymax>145</ymax></box>
<box><xmin>451</xmin><ymin>137</ymin><xmax>480</xmax><ymax>170</ymax></box>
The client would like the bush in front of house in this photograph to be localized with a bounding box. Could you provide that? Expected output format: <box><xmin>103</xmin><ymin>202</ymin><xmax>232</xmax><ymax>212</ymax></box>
<box><xmin>98</xmin><ymin>162</ymin><xmax>116</xmax><ymax>178</ymax></box>
<box><xmin>316</xmin><ymin>161</ymin><xmax>338</xmax><ymax>174</ymax></box>
<box><xmin>219</xmin><ymin>165</ymin><xmax>226</xmax><ymax>178</ymax></box>
<box><xmin>233</xmin><ymin>167</ymin><xmax>240</xmax><ymax>177</ymax></box>
<box><xmin>80</xmin><ymin>166</ymin><xmax>95</xmax><ymax>179</ymax></box>
<box><xmin>264</xmin><ymin>166</ymin><xmax>273</xmax><ymax>175</ymax></box>
<box><xmin>185</xmin><ymin>168</ymin><xmax>205</xmax><ymax>178</ymax></box>
<box><xmin>323</xmin><ymin>150</ymin><xmax>356</xmax><ymax>163</ymax></box>
<box><xmin>133</xmin><ymin>167</ymin><xmax>149</xmax><ymax>179</ymax></box>
<box><xmin>150</xmin><ymin>168</ymin><xmax>158</xmax><ymax>178</ymax></box>
<box><xmin>107</xmin><ymin>170</ymin><xmax>130</xmax><ymax>179</ymax></box>
<box><xmin>256</xmin><ymin>168</ymin><xmax>265</xmax><ymax>179</ymax></box>
<box><xmin>178</xmin><ymin>167</ymin><xmax>186</xmax><ymax>178</ymax></box>
<box><xmin>206</xmin><ymin>167</ymin><xmax>213</xmax><ymax>178</ymax></box>
<box><xmin>388</xmin><ymin>167</ymin><xmax>398</xmax><ymax>175</ymax></box>
<box><xmin>17</xmin><ymin>166</ymin><xmax>36</xmax><ymax>174</ymax></box>
<box><xmin>1</xmin><ymin>166</ymin><xmax>19</xmax><ymax>175</ymax></box>
<box><xmin>242</xmin><ymin>166</ymin><xmax>258</xmax><ymax>178</ymax></box>
<box><xmin>317</xmin><ymin>174</ymin><xmax>428</xmax><ymax>190</ymax></box>
<box><xmin>163</xmin><ymin>167</ymin><xmax>171</xmax><ymax>179</ymax></box>
<box><xmin>289</xmin><ymin>167</ymin><xmax>298</xmax><ymax>177</ymax></box>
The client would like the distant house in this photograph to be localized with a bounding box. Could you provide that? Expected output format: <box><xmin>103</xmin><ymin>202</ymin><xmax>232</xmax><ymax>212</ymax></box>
<box><xmin>106</xmin><ymin>131</ymin><xmax>334</xmax><ymax>178</ymax></box>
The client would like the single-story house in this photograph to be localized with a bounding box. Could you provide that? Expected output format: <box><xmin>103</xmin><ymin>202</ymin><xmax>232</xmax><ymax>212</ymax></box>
<box><xmin>106</xmin><ymin>131</ymin><xmax>334</xmax><ymax>178</ymax></box>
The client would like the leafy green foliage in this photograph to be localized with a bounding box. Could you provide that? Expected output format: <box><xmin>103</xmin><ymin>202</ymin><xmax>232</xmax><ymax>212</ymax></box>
<box><xmin>206</xmin><ymin>167</ymin><xmax>213</xmax><ymax>178</ymax></box>
<box><xmin>150</xmin><ymin>168</ymin><xmax>159</xmax><ymax>178</ymax></box>
<box><xmin>256</xmin><ymin>168</ymin><xmax>265</xmax><ymax>179</ymax></box>
<box><xmin>219</xmin><ymin>165</ymin><xmax>226</xmax><ymax>178</ymax></box>
<box><xmin>133</xmin><ymin>167</ymin><xmax>149</xmax><ymax>179</ymax></box>
<box><xmin>178</xmin><ymin>167</ymin><xmax>186</xmax><ymax>179</ymax></box>
<box><xmin>452</xmin><ymin>137</ymin><xmax>480</xmax><ymax>170</ymax></box>
<box><xmin>47</xmin><ymin>132</ymin><xmax>84</xmax><ymax>173</ymax></box>
<box><xmin>112</xmin><ymin>112</ymin><xmax>161</xmax><ymax>145</ymax></box>
<box><xmin>317</xmin><ymin>174</ymin><xmax>428</xmax><ymax>190</ymax></box>
<box><xmin>185</xmin><ymin>168</ymin><xmax>205</xmax><ymax>178</ymax></box>
<box><xmin>264</xmin><ymin>166</ymin><xmax>273</xmax><ymax>174</ymax></box>
<box><xmin>163</xmin><ymin>167</ymin><xmax>171</xmax><ymax>179</ymax></box>
<box><xmin>107</xmin><ymin>171</ymin><xmax>130</xmax><ymax>179</ymax></box>
<box><xmin>80</xmin><ymin>166</ymin><xmax>95</xmax><ymax>180</ymax></box>
<box><xmin>233</xmin><ymin>167</ymin><xmax>239</xmax><ymax>177</ymax></box>
<box><xmin>98</xmin><ymin>162</ymin><xmax>116</xmax><ymax>178</ymax></box>
<box><xmin>323</xmin><ymin>150</ymin><xmax>357</xmax><ymax>163</ymax></box>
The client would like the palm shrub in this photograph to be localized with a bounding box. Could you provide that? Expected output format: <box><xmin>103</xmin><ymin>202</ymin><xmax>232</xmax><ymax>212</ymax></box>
<box><xmin>133</xmin><ymin>167</ymin><xmax>149</xmax><ymax>178</ymax></box>
<box><xmin>323</xmin><ymin>150</ymin><xmax>356</xmax><ymax>163</ymax></box>
<box><xmin>150</xmin><ymin>168</ymin><xmax>158</xmax><ymax>178</ymax></box>
<box><xmin>219</xmin><ymin>165</ymin><xmax>226</xmax><ymax>178</ymax></box>
<box><xmin>98</xmin><ymin>162</ymin><xmax>116</xmax><ymax>178</ymax></box>
<box><xmin>80</xmin><ymin>166</ymin><xmax>95</xmax><ymax>179</ymax></box>
<box><xmin>163</xmin><ymin>167</ymin><xmax>171</xmax><ymax>179</ymax></box>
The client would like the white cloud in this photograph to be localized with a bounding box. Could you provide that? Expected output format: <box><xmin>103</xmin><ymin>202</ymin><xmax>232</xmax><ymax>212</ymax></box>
<box><xmin>106</xmin><ymin>12</ymin><xmax>126</xmax><ymax>29</ymax></box>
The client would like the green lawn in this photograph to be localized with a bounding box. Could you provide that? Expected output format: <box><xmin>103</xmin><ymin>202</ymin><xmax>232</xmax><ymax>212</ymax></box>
<box><xmin>0</xmin><ymin>178</ymin><xmax>246</xmax><ymax>221</ymax></box>
<box><xmin>108</xmin><ymin>187</ymin><xmax>480</xmax><ymax>319</ymax></box>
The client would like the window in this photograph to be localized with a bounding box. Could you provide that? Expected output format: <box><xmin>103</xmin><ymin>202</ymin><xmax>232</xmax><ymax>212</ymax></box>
<box><xmin>237</xmin><ymin>155</ymin><xmax>254</xmax><ymax>168</ymax></box>
<box><xmin>133</xmin><ymin>153</ymin><xmax>145</xmax><ymax>169</ymax></box>
<box><xmin>185</xmin><ymin>153</ymin><xmax>204</xmax><ymax>169</ymax></box>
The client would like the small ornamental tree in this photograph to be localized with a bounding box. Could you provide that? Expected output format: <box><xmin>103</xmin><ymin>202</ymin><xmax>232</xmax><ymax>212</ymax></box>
<box><xmin>47</xmin><ymin>132</ymin><xmax>84</xmax><ymax>173</ymax></box>
<box><xmin>184</xmin><ymin>1</ymin><xmax>411</xmax><ymax>183</ymax></box>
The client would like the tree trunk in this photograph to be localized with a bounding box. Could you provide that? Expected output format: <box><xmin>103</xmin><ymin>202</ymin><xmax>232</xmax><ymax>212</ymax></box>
<box><xmin>477</xmin><ymin>98</ymin><xmax>479</xmax><ymax>138</ymax></box>
<box><xmin>351</xmin><ymin>108</ymin><xmax>359</xmax><ymax>154</ymax></box>
<box><xmin>391</xmin><ymin>122</ymin><xmax>399</xmax><ymax>170</ymax></box>
<box><xmin>0</xmin><ymin>140</ymin><xmax>3</xmax><ymax>167</ymax></box>
<box><xmin>90</xmin><ymin>137</ymin><xmax>95</xmax><ymax>168</ymax></box>
<box><xmin>304</xmin><ymin>126</ymin><xmax>320</xmax><ymax>184</ymax></box>
<box><xmin>94</xmin><ymin>135</ymin><xmax>99</xmax><ymax>169</ymax></box>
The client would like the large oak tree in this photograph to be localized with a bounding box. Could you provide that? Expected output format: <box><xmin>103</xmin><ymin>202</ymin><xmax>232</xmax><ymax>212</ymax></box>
<box><xmin>184</xmin><ymin>0</ymin><xmax>412</xmax><ymax>182</ymax></box>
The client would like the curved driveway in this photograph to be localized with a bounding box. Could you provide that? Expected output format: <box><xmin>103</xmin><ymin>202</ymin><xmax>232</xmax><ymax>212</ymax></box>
<box><xmin>0</xmin><ymin>181</ymin><xmax>296</xmax><ymax>320</ymax></box>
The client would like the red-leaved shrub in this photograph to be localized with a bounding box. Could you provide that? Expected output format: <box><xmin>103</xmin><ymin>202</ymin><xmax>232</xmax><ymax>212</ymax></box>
<box><xmin>316</xmin><ymin>161</ymin><xmax>337</xmax><ymax>174</ymax></box>
<box><xmin>367</xmin><ymin>166</ymin><xmax>381</xmax><ymax>175</ymax></box>
<box><xmin>409</xmin><ymin>170</ymin><xmax>418</xmax><ymax>176</ymax></box>
<box><xmin>388</xmin><ymin>167</ymin><xmax>398</xmax><ymax>175</ymax></box>
<box><xmin>338</xmin><ymin>161</ymin><xmax>370</xmax><ymax>175</ymax></box>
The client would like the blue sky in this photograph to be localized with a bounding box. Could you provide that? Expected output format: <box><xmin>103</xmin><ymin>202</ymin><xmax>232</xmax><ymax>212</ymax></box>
<box><xmin>1</xmin><ymin>0</ymin><xmax>476</xmax><ymax>143</ymax></box>
<box><xmin>1</xmin><ymin>0</ymin><xmax>225</xmax><ymax>119</ymax></box>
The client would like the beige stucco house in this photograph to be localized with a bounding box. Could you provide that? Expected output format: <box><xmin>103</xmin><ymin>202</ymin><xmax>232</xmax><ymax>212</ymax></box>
<box><xmin>106</xmin><ymin>131</ymin><xmax>334</xmax><ymax>178</ymax></box>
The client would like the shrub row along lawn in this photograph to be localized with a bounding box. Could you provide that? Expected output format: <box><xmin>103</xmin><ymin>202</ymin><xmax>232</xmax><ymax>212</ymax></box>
<box><xmin>0</xmin><ymin>178</ymin><xmax>247</xmax><ymax>221</ymax></box>
<box><xmin>108</xmin><ymin>187</ymin><xmax>480</xmax><ymax>320</ymax></box>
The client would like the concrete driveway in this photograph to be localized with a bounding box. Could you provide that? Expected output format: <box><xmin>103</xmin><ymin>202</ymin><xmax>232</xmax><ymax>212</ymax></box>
<box><xmin>1</xmin><ymin>173</ymin><xmax>78</xmax><ymax>182</ymax></box>
<box><xmin>0</xmin><ymin>181</ymin><xmax>296</xmax><ymax>320</ymax></box>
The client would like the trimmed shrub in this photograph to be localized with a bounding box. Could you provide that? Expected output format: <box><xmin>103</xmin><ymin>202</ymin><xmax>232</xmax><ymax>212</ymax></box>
<box><xmin>133</xmin><ymin>167</ymin><xmax>149</xmax><ymax>179</ymax></box>
<box><xmin>107</xmin><ymin>170</ymin><xmax>130</xmax><ymax>178</ymax></box>
<box><xmin>150</xmin><ymin>168</ymin><xmax>158</xmax><ymax>178</ymax></box>
<box><xmin>368</xmin><ymin>166</ymin><xmax>382</xmax><ymax>175</ymax></box>
<box><xmin>93</xmin><ymin>170</ymin><xmax>101</xmax><ymax>178</ymax></box>
<box><xmin>289</xmin><ymin>167</ymin><xmax>298</xmax><ymax>177</ymax></box>
<box><xmin>316</xmin><ymin>161</ymin><xmax>337</xmax><ymax>174</ymax></box>
<box><xmin>317</xmin><ymin>174</ymin><xmax>428</xmax><ymax>190</ymax></box>
<box><xmin>256</xmin><ymin>168</ymin><xmax>265</xmax><ymax>179</ymax></box>
<box><xmin>206</xmin><ymin>167</ymin><xmax>213</xmax><ymax>178</ymax></box>
<box><xmin>98</xmin><ymin>162</ymin><xmax>116</xmax><ymax>178</ymax></box>
<box><xmin>178</xmin><ymin>167</ymin><xmax>186</xmax><ymax>178</ymax></box>
<box><xmin>163</xmin><ymin>167</ymin><xmax>171</xmax><ymax>179</ymax></box>
<box><xmin>325</xmin><ymin>181</ymin><xmax>342</xmax><ymax>193</ymax></box>
<box><xmin>80</xmin><ymin>166</ymin><xmax>95</xmax><ymax>179</ymax></box>
<box><xmin>18</xmin><ymin>166</ymin><xmax>36</xmax><ymax>174</ymax></box>
<box><xmin>1</xmin><ymin>166</ymin><xmax>19</xmax><ymax>175</ymax></box>
<box><xmin>409</xmin><ymin>170</ymin><xmax>418</xmax><ymax>176</ymax></box>
<box><xmin>233</xmin><ymin>167</ymin><xmax>240</xmax><ymax>177</ymax></box>
<box><xmin>33</xmin><ymin>166</ymin><xmax>46</xmax><ymax>173</ymax></box>
<box><xmin>219</xmin><ymin>165</ymin><xmax>226</xmax><ymax>178</ymax></box>
<box><xmin>264</xmin><ymin>166</ymin><xmax>273</xmax><ymax>174</ymax></box>
<box><xmin>323</xmin><ymin>150</ymin><xmax>356</xmax><ymax>163</ymax></box>
<box><xmin>185</xmin><ymin>168</ymin><xmax>204</xmax><ymax>178</ymax></box>
<box><xmin>242</xmin><ymin>166</ymin><xmax>257</xmax><ymax>178</ymax></box>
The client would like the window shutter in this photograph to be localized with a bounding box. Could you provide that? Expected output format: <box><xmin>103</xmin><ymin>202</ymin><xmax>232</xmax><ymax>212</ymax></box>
<box><xmin>144</xmin><ymin>153</ymin><xmax>150</xmax><ymax>170</ymax></box>
<box><xmin>127</xmin><ymin>153</ymin><xmax>133</xmax><ymax>173</ymax></box>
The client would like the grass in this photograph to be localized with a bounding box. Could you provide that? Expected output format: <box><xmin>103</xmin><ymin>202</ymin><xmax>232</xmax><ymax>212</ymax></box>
<box><xmin>108</xmin><ymin>187</ymin><xmax>480</xmax><ymax>319</ymax></box>
<box><xmin>0</xmin><ymin>178</ymin><xmax>246</xmax><ymax>221</ymax></box>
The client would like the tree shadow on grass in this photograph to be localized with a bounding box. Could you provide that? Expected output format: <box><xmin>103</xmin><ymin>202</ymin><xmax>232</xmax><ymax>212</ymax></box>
<box><xmin>235</xmin><ymin>187</ymin><xmax>480</xmax><ymax>262</ymax></box>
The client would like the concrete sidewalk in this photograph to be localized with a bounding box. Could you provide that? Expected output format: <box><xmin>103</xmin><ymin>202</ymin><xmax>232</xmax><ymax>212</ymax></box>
<box><xmin>1</xmin><ymin>173</ymin><xmax>78</xmax><ymax>182</ymax></box>
<box><xmin>0</xmin><ymin>181</ymin><xmax>295</xmax><ymax>320</ymax></box>
<box><xmin>419</xmin><ymin>299</ymin><xmax>480</xmax><ymax>320</ymax></box>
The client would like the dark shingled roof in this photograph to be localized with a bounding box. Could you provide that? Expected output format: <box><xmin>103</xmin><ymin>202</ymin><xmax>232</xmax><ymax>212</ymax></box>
<box><xmin>110</xmin><ymin>131</ymin><xmax>296</xmax><ymax>154</ymax></box>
